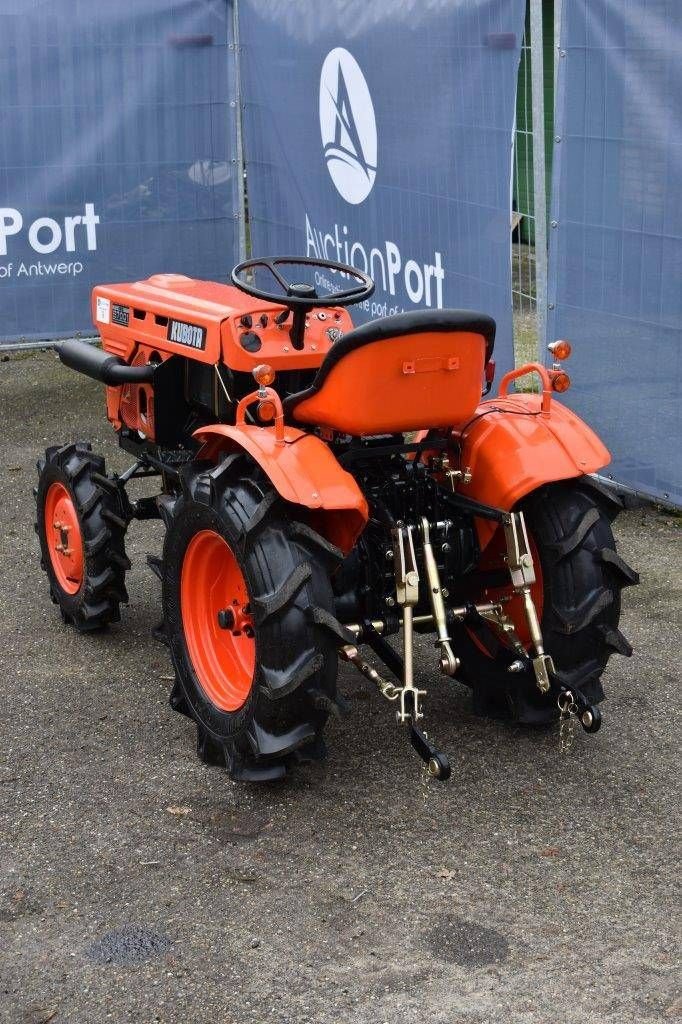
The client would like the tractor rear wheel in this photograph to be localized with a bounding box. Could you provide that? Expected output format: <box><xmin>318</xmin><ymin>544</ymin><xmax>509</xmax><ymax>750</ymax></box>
<box><xmin>35</xmin><ymin>442</ymin><xmax>131</xmax><ymax>631</ymax></box>
<box><xmin>453</xmin><ymin>480</ymin><xmax>638</xmax><ymax>724</ymax></box>
<box><xmin>157</xmin><ymin>455</ymin><xmax>347</xmax><ymax>782</ymax></box>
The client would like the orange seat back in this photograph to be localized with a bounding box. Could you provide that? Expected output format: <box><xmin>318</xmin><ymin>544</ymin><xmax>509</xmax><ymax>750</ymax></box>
<box><xmin>285</xmin><ymin>310</ymin><xmax>495</xmax><ymax>435</ymax></box>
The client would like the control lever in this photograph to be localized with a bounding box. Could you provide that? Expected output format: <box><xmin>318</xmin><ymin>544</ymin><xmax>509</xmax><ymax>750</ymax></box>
<box><xmin>287</xmin><ymin>283</ymin><xmax>317</xmax><ymax>350</ymax></box>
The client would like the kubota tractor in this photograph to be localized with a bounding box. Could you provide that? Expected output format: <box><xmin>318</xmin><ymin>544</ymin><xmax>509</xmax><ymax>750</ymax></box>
<box><xmin>35</xmin><ymin>257</ymin><xmax>638</xmax><ymax>781</ymax></box>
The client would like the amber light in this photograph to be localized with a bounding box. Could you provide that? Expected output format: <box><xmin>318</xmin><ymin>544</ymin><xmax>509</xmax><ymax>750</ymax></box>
<box><xmin>550</xmin><ymin>370</ymin><xmax>571</xmax><ymax>393</ymax></box>
<box><xmin>257</xmin><ymin>399</ymin><xmax>277</xmax><ymax>422</ymax></box>
<box><xmin>547</xmin><ymin>339</ymin><xmax>572</xmax><ymax>360</ymax></box>
<box><xmin>252</xmin><ymin>363</ymin><xmax>275</xmax><ymax>387</ymax></box>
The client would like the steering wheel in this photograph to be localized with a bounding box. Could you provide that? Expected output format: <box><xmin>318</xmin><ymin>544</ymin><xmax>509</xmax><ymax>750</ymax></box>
<box><xmin>231</xmin><ymin>255</ymin><xmax>375</xmax><ymax>350</ymax></box>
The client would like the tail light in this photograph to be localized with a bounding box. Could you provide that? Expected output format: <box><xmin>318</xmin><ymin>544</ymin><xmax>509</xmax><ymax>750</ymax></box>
<box><xmin>549</xmin><ymin>369</ymin><xmax>571</xmax><ymax>393</ymax></box>
<box><xmin>257</xmin><ymin>399</ymin><xmax>277</xmax><ymax>422</ymax></box>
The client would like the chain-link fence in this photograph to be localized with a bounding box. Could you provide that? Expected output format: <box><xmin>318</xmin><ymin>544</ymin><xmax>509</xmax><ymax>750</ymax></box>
<box><xmin>512</xmin><ymin>0</ymin><xmax>553</xmax><ymax>367</ymax></box>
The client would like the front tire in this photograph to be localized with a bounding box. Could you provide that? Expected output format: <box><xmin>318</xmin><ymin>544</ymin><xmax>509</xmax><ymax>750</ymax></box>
<box><xmin>35</xmin><ymin>443</ymin><xmax>130</xmax><ymax>631</ymax></box>
<box><xmin>158</xmin><ymin>456</ymin><xmax>347</xmax><ymax>782</ymax></box>
<box><xmin>454</xmin><ymin>480</ymin><xmax>639</xmax><ymax>723</ymax></box>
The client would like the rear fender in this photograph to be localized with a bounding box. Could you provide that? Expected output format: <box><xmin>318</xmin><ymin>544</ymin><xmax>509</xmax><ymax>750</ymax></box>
<box><xmin>453</xmin><ymin>393</ymin><xmax>611</xmax><ymax>547</ymax></box>
<box><xmin>193</xmin><ymin>424</ymin><xmax>368</xmax><ymax>553</ymax></box>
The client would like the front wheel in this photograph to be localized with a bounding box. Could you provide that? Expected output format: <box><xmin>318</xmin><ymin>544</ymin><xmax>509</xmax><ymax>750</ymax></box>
<box><xmin>453</xmin><ymin>480</ymin><xmax>639</xmax><ymax>724</ymax></box>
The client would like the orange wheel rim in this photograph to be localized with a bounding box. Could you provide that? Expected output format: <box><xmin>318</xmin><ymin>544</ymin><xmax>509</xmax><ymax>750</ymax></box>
<box><xmin>472</xmin><ymin>526</ymin><xmax>544</xmax><ymax>654</ymax></box>
<box><xmin>180</xmin><ymin>530</ymin><xmax>255</xmax><ymax>712</ymax></box>
<box><xmin>44</xmin><ymin>481</ymin><xmax>84</xmax><ymax>595</ymax></box>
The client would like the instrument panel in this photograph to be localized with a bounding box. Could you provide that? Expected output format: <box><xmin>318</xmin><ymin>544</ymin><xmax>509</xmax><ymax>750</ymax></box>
<box><xmin>223</xmin><ymin>305</ymin><xmax>354</xmax><ymax>371</ymax></box>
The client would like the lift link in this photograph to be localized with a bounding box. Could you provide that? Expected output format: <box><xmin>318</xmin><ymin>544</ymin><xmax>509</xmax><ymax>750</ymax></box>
<box><xmin>410</xmin><ymin>725</ymin><xmax>452</xmax><ymax>781</ymax></box>
<box><xmin>419</xmin><ymin>517</ymin><xmax>460</xmax><ymax>677</ymax></box>
<box><xmin>339</xmin><ymin>645</ymin><xmax>400</xmax><ymax>701</ymax></box>
<box><xmin>340</xmin><ymin>520</ymin><xmax>467</xmax><ymax>782</ymax></box>
<box><xmin>392</xmin><ymin>523</ymin><xmax>427</xmax><ymax>724</ymax></box>
<box><xmin>503</xmin><ymin>511</ymin><xmax>554</xmax><ymax>693</ymax></box>
<box><xmin>475</xmin><ymin>605</ymin><xmax>529</xmax><ymax>667</ymax></box>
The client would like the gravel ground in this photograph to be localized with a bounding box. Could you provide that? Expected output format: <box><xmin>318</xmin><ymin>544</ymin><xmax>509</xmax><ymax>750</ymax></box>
<box><xmin>0</xmin><ymin>350</ymin><xmax>680</xmax><ymax>1024</ymax></box>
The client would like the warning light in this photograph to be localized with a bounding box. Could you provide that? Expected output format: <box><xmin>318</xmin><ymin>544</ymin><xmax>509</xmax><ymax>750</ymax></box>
<box><xmin>252</xmin><ymin>363</ymin><xmax>275</xmax><ymax>387</ymax></box>
<box><xmin>547</xmin><ymin>340</ymin><xmax>572</xmax><ymax>360</ymax></box>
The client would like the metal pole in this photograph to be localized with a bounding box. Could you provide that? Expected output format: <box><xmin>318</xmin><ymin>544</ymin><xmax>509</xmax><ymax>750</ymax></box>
<box><xmin>530</xmin><ymin>0</ymin><xmax>548</xmax><ymax>355</ymax></box>
<box><xmin>231</xmin><ymin>0</ymin><xmax>247</xmax><ymax>261</ymax></box>
<box><xmin>0</xmin><ymin>335</ymin><xmax>99</xmax><ymax>353</ymax></box>
<box><xmin>554</xmin><ymin>0</ymin><xmax>563</xmax><ymax>93</ymax></box>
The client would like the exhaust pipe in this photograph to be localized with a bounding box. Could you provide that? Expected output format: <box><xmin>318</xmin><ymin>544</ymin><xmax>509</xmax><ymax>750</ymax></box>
<box><xmin>57</xmin><ymin>339</ymin><xmax>155</xmax><ymax>385</ymax></box>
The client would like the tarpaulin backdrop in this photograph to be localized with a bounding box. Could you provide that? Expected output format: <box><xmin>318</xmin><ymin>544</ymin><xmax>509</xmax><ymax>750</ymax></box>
<box><xmin>238</xmin><ymin>0</ymin><xmax>526</xmax><ymax>375</ymax></box>
<box><xmin>548</xmin><ymin>0</ymin><xmax>682</xmax><ymax>505</ymax></box>
<box><xmin>0</xmin><ymin>0</ymin><xmax>238</xmax><ymax>343</ymax></box>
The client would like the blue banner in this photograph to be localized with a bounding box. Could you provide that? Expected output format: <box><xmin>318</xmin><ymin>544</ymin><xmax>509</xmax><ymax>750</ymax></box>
<box><xmin>238</xmin><ymin>0</ymin><xmax>525</xmax><ymax>374</ymax></box>
<box><xmin>548</xmin><ymin>0</ymin><xmax>682</xmax><ymax>506</ymax></box>
<box><xmin>0</xmin><ymin>0</ymin><xmax>238</xmax><ymax>344</ymax></box>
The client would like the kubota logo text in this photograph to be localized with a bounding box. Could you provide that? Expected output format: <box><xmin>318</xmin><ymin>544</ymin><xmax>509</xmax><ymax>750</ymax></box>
<box><xmin>319</xmin><ymin>48</ymin><xmax>376</xmax><ymax>205</ymax></box>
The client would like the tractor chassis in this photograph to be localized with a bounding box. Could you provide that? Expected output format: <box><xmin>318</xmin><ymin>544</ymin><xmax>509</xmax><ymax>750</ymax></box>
<box><xmin>101</xmin><ymin>443</ymin><xmax>602</xmax><ymax>783</ymax></box>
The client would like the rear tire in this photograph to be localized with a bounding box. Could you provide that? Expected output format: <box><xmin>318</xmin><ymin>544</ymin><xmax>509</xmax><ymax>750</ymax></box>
<box><xmin>454</xmin><ymin>480</ymin><xmax>638</xmax><ymax>724</ymax></box>
<box><xmin>157</xmin><ymin>456</ymin><xmax>348</xmax><ymax>782</ymax></box>
<box><xmin>35</xmin><ymin>442</ymin><xmax>130</xmax><ymax>631</ymax></box>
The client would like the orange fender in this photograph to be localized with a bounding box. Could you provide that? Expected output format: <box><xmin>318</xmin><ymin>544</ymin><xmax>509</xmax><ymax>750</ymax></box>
<box><xmin>193</xmin><ymin>423</ymin><xmax>368</xmax><ymax>554</ymax></box>
<box><xmin>453</xmin><ymin>392</ymin><xmax>611</xmax><ymax>547</ymax></box>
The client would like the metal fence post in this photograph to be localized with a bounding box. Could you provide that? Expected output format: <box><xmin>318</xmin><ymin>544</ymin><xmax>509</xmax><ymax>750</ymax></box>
<box><xmin>232</xmin><ymin>0</ymin><xmax>247</xmax><ymax>261</ymax></box>
<box><xmin>529</xmin><ymin>0</ymin><xmax>548</xmax><ymax>355</ymax></box>
<box><xmin>554</xmin><ymin>0</ymin><xmax>563</xmax><ymax>91</ymax></box>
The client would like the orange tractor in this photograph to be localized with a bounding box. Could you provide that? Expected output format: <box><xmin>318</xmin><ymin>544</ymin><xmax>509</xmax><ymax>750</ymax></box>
<box><xmin>35</xmin><ymin>257</ymin><xmax>638</xmax><ymax>781</ymax></box>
